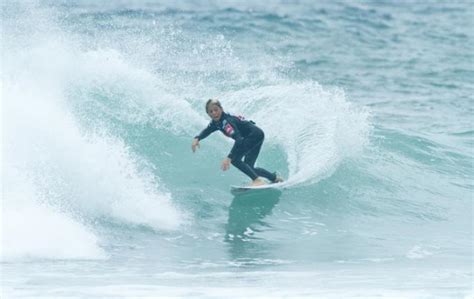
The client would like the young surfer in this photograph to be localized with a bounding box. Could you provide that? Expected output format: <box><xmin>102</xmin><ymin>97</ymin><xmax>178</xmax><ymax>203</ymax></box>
<box><xmin>192</xmin><ymin>99</ymin><xmax>283</xmax><ymax>186</ymax></box>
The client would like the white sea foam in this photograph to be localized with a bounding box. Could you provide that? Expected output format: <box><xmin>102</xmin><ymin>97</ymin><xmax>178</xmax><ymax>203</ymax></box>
<box><xmin>2</xmin><ymin>169</ymin><xmax>106</xmax><ymax>260</ymax></box>
<box><xmin>2</xmin><ymin>5</ymin><xmax>186</xmax><ymax>260</ymax></box>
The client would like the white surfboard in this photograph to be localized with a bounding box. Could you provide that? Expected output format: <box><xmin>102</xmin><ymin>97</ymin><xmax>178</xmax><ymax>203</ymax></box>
<box><xmin>230</xmin><ymin>182</ymin><xmax>285</xmax><ymax>195</ymax></box>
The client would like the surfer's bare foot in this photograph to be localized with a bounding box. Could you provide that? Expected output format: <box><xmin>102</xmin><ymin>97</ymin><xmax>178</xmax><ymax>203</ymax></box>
<box><xmin>250</xmin><ymin>178</ymin><xmax>266</xmax><ymax>186</ymax></box>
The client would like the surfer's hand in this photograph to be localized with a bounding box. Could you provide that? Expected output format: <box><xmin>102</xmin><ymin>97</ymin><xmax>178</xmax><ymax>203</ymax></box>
<box><xmin>191</xmin><ymin>138</ymin><xmax>200</xmax><ymax>152</ymax></box>
<box><xmin>221</xmin><ymin>158</ymin><xmax>231</xmax><ymax>171</ymax></box>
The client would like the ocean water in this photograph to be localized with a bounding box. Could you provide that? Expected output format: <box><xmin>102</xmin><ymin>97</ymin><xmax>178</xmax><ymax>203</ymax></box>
<box><xmin>1</xmin><ymin>0</ymin><xmax>473</xmax><ymax>298</ymax></box>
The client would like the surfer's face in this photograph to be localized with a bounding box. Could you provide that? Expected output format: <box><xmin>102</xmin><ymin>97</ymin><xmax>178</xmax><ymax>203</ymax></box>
<box><xmin>207</xmin><ymin>104</ymin><xmax>223</xmax><ymax>121</ymax></box>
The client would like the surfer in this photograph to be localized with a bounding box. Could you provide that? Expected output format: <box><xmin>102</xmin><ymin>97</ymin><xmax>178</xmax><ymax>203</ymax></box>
<box><xmin>192</xmin><ymin>99</ymin><xmax>283</xmax><ymax>187</ymax></box>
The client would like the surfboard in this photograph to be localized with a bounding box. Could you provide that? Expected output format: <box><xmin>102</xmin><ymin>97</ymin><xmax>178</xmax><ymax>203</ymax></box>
<box><xmin>230</xmin><ymin>182</ymin><xmax>285</xmax><ymax>195</ymax></box>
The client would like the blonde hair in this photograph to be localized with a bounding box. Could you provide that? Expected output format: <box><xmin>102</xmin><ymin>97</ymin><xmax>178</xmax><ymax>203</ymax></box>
<box><xmin>205</xmin><ymin>98</ymin><xmax>222</xmax><ymax>113</ymax></box>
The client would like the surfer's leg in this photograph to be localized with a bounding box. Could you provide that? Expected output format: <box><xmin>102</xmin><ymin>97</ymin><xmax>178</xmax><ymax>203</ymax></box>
<box><xmin>243</xmin><ymin>140</ymin><xmax>262</xmax><ymax>168</ymax></box>
<box><xmin>243</xmin><ymin>136</ymin><xmax>277</xmax><ymax>182</ymax></box>
<box><xmin>255</xmin><ymin>167</ymin><xmax>278</xmax><ymax>182</ymax></box>
<box><xmin>243</xmin><ymin>128</ymin><xmax>265</xmax><ymax>167</ymax></box>
<box><xmin>231</xmin><ymin>155</ymin><xmax>259</xmax><ymax>180</ymax></box>
<box><xmin>244</xmin><ymin>145</ymin><xmax>276</xmax><ymax>181</ymax></box>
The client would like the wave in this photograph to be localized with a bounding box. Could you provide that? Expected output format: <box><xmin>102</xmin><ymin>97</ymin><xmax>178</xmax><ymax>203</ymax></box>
<box><xmin>2</xmin><ymin>1</ymin><xmax>371</xmax><ymax>261</ymax></box>
<box><xmin>2</xmin><ymin>2</ymin><xmax>185</xmax><ymax>260</ymax></box>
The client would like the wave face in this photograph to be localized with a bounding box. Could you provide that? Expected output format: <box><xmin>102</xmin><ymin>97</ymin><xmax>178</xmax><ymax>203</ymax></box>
<box><xmin>1</xmin><ymin>1</ymin><xmax>472</xmax><ymax>298</ymax></box>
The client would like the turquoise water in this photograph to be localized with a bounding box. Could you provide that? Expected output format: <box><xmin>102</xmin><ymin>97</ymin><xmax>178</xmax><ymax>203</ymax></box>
<box><xmin>2</xmin><ymin>1</ymin><xmax>473</xmax><ymax>298</ymax></box>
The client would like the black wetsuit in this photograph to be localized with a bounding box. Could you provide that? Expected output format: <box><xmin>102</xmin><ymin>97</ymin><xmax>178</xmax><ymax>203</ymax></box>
<box><xmin>195</xmin><ymin>112</ymin><xmax>277</xmax><ymax>182</ymax></box>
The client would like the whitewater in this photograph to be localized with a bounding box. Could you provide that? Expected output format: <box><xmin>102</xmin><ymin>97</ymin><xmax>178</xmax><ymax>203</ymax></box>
<box><xmin>1</xmin><ymin>1</ymin><xmax>472</xmax><ymax>298</ymax></box>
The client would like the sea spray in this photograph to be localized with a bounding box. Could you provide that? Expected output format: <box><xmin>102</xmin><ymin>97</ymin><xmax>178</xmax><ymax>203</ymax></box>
<box><xmin>2</xmin><ymin>2</ymin><xmax>186</xmax><ymax>261</ymax></box>
<box><xmin>222</xmin><ymin>82</ymin><xmax>371</xmax><ymax>185</ymax></box>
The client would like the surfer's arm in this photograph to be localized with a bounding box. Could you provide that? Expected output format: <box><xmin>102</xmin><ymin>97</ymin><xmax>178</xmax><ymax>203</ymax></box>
<box><xmin>192</xmin><ymin>123</ymin><xmax>217</xmax><ymax>152</ymax></box>
<box><xmin>191</xmin><ymin>138</ymin><xmax>200</xmax><ymax>152</ymax></box>
<box><xmin>195</xmin><ymin>122</ymin><xmax>218</xmax><ymax>141</ymax></box>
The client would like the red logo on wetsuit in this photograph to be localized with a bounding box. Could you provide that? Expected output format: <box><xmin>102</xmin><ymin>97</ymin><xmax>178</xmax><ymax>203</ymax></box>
<box><xmin>224</xmin><ymin>123</ymin><xmax>234</xmax><ymax>136</ymax></box>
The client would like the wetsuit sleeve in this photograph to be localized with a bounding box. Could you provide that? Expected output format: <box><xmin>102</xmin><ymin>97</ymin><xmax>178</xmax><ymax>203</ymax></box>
<box><xmin>195</xmin><ymin>122</ymin><xmax>217</xmax><ymax>141</ymax></box>
<box><xmin>226</xmin><ymin>117</ymin><xmax>245</xmax><ymax>160</ymax></box>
